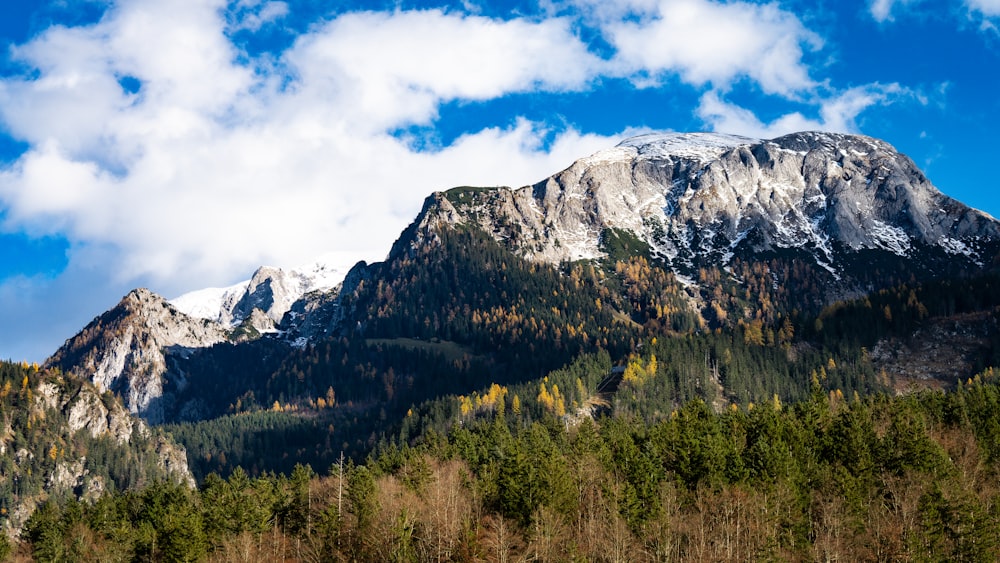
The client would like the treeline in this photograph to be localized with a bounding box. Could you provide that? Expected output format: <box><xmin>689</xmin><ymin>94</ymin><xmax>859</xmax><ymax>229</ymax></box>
<box><xmin>16</xmin><ymin>370</ymin><xmax>1000</xmax><ymax>561</ymax></box>
<box><xmin>343</xmin><ymin>226</ymin><xmax>642</xmax><ymax>372</ymax></box>
<box><xmin>399</xmin><ymin>324</ymin><xmax>883</xmax><ymax>449</ymax></box>
<box><xmin>157</xmin><ymin>226</ymin><xmax>708</xmax><ymax>478</ymax></box>
<box><xmin>699</xmin><ymin>242</ymin><xmax>1000</xmax><ymax>337</ymax></box>
<box><xmin>163</xmin><ymin>410</ymin><xmax>339</xmax><ymax>482</ymax></box>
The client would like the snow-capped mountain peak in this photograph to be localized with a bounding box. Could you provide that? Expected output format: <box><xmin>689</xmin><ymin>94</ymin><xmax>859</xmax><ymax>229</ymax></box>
<box><xmin>168</xmin><ymin>280</ymin><xmax>250</xmax><ymax>323</ymax></box>
<box><xmin>169</xmin><ymin>253</ymin><xmax>365</xmax><ymax>330</ymax></box>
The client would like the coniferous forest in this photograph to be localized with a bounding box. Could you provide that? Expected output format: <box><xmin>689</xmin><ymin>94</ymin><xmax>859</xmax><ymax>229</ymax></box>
<box><xmin>9</xmin><ymin>371</ymin><xmax>1000</xmax><ymax>561</ymax></box>
<box><xmin>3</xmin><ymin>221</ymin><xmax>1000</xmax><ymax>560</ymax></box>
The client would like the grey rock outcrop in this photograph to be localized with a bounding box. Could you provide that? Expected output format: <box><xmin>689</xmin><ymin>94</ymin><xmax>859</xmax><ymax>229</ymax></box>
<box><xmin>2</xmin><ymin>372</ymin><xmax>195</xmax><ymax>539</ymax></box>
<box><xmin>28</xmin><ymin>374</ymin><xmax>192</xmax><ymax>481</ymax></box>
<box><xmin>416</xmin><ymin>131</ymin><xmax>999</xmax><ymax>274</ymax></box>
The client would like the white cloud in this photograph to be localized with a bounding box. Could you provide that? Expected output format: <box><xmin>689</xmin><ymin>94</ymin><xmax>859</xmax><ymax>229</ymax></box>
<box><xmin>873</xmin><ymin>0</ymin><xmax>1000</xmax><ymax>26</ymax></box>
<box><xmin>697</xmin><ymin>84</ymin><xmax>908</xmax><ymax>138</ymax></box>
<box><xmin>229</xmin><ymin>0</ymin><xmax>289</xmax><ymax>32</ymax></box>
<box><xmin>0</xmin><ymin>0</ymin><xmax>847</xmax><ymax>359</ymax></box>
<box><xmin>0</xmin><ymin>2</ymin><xmax>617</xmax><ymax>294</ymax></box>
<box><xmin>966</xmin><ymin>0</ymin><xmax>1000</xmax><ymax>16</ymax></box>
<box><xmin>870</xmin><ymin>0</ymin><xmax>901</xmax><ymax>22</ymax></box>
<box><xmin>966</xmin><ymin>0</ymin><xmax>1000</xmax><ymax>30</ymax></box>
<box><xmin>284</xmin><ymin>10</ymin><xmax>602</xmax><ymax>129</ymax></box>
<box><xmin>589</xmin><ymin>0</ymin><xmax>822</xmax><ymax>96</ymax></box>
<box><xmin>870</xmin><ymin>0</ymin><xmax>891</xmax><ymax>21</ymax></box>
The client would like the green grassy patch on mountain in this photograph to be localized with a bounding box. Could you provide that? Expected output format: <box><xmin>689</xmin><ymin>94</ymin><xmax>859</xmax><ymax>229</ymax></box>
<box><xmin>365</xmin><ymin>337</ymin><xmax>474</xmax><ymax>364</ymax></box>
<box><xmin>443</xmin><ymin>185</ymin><xmax>495</xmax><ymax>205</ymax></box>
<box><xmin>599</xmin><ymin>227</ymin><xmax>651</xmax><ymax>263</ymax></box>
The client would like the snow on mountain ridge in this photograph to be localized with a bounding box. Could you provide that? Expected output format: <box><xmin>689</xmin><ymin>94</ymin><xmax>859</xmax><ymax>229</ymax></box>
<box><xmin>170</xmin><ymin>254</ymin><xmax>364</xmax><ymax>329</ymax></box>
<box><xmin>169</xmin><ymin>281</ymin><xmax>249</xmax><ymax>323</ymax></box>
<box><xmin>579</xmin><ymin>132</ymin><xmax>757</xmax><ymax>168</ymax></box>
<box><xmin>617</xmin><ymin>132</ymin><xmax>757</xmax><ymax>161</ymax></box>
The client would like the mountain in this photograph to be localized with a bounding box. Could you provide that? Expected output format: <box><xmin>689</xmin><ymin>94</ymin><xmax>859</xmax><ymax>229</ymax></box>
<box><xmin>410</xmin><ymin>131</ymin><xmax>997</xmax><ymax>282</ymax></box>
<box><xmin>16</xmin><ymin>130</ymin><xmax>1000</xmax><ymax>559</ymax></box>
<box><xmin>42</xmin><ymin>130</ymin><xmax>1000</xmax><ymax>472</ymax></box>
<box><xmin>170</xmin><ymin>257</ymin><xmax>357</xmax><ymax>335</ymax></box>
<box><xmin>43</xmin><ymin>258</ymin><xmax>360</xmax><ymax>424</ymax></box>
<box><xmin>44</xmin><ymin>289</ymin><xmax>229</xmax><ymax>424</ymax></box>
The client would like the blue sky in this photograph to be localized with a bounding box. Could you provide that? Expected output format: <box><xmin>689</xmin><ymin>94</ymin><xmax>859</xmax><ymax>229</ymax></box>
<box><xmin>0</xmin><ymin>0</ymin><xmax>999</xmax><ymax>361</ymax></box>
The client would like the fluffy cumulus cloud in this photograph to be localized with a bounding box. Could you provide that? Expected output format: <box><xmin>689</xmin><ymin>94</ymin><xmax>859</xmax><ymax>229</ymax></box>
<box><xmin>585</xmin><ymin>0</ymin><xmax>822</xmax><ymax>96</ymax></box>
<box><xmin>286</xmin><ymin>10</ymin><xmax>603</xmax><ymax>129</ymax></box>
<box><xmin>0</xmin><ymin>1</ymin><xmax>612</xmax><ymax>290</ymax></box>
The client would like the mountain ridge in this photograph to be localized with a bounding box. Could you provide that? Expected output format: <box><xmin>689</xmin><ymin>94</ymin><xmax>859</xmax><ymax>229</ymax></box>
<box><xmin>43</xmin><ymin>130</ymin><xmax>1000</xmax><ymax>431</ymax></box>
<box><xmin>169</xmin><ymin>257</ymin><xmax>358</xmax><ymax>331</ymax></box>
<box><xmin>410</xmin><ymin>131</ymin><xmax>998</xmax><ymax>275</ymax></box>
<box><xmin>16</xmin><ymin>130</ymin><xmax>1000</xmax><ymax>555</ymax></box>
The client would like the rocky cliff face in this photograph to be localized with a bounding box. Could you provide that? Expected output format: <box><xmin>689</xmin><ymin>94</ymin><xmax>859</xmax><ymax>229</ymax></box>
<box><xmin>35</xmin><ymin>378</ymin><xmax>194</xmax><ymax>487</ymax></box>
<box><xmin>44</xmin><ymin>261</ymin><xmax>361</xmax><ymax>424</ymax></box>
<box><xmin>44</xmin><ymin>288</ymin><xmax>228</xmax><ymax>423</ymax></box>
<box><xmin>410</xmin><ymin>132</ymin><xmax>998</xmax><ymax>277</ymax></box>
<box><xmin>1</xmin><ymin>370</ymin><xmax>195</xmax><ymax>539</ymax></box>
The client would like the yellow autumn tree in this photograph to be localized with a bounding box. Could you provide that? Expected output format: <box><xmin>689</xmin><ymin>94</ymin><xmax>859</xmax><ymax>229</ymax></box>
<box><xmin>457</xmin><ymin>395</ymin><xmax>474</xmax><ymax>416</ymax></box>
<box><xmin>537</xmin><ymin>382</ymin><xmax>555</xmax><ymax>412</ymax></box>
<box><xmin>551</xmin><ymin>384</ymin><xmax>566</xmax><ymax>417</ymax></box>
<box><xmin>623</xmin><ymin>354</ymin><xmax>658</xmax><ymax>386</ymax></box>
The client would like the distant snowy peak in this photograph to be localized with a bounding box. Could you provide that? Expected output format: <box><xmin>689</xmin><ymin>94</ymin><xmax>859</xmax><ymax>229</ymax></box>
<box><xmin>294</xmin><ymin>256</ymin><xmax>359</xmax><ymax>292</ymax></box>
<box><xmin>579</xmin><ymin>132</ymin><xmax>756</xmax><ymax>168</ymax></box>
<box><xmin>170</xmin><ymin>255</ymin><xmax>361</xmax><ymax>330</ymax></box>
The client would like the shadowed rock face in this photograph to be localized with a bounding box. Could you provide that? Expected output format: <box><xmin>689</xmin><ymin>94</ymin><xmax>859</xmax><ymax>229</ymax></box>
<box><xmin>45</xmin><ymin>288</ymin><xmax>228</xmax><ymax>423</ymax></box>
<box><xmin>414</xmin><ymin>131</ymin><xmax>998</xmax><ymax>272</ymax></box>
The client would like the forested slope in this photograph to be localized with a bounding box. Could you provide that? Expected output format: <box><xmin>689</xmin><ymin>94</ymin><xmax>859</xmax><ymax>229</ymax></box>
<box><xmin>14</xmin><ymin>370</ymin><xmax>1000</xmax><ymax>561</ymax></box>
<box><xmin>153</xmin><ymin>224</ymin><xmax>1000</xmax><ymax>482</ymax></box>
